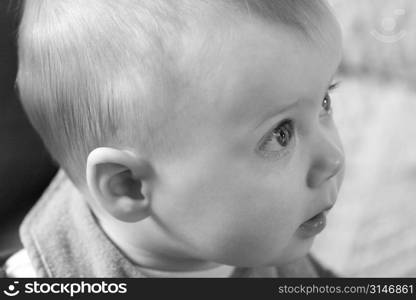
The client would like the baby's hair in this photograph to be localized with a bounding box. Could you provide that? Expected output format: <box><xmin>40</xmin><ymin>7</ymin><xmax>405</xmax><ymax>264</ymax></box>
<box><xmin>17</xmin><ymin>0</ymin><xmax>330</xmax><ymax>186</ymax></box>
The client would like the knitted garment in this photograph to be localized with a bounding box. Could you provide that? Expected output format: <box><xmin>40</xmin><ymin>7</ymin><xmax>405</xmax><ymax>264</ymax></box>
<box><xmin>19</xmin><ymin>171</ymin><xmax>319</xmax><ymax>278</ymax></box>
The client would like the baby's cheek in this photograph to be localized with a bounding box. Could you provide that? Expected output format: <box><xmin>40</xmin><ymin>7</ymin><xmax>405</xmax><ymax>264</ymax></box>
<box><xmin>204</xmin><ymin>215</ymin><xmax>296</xmax><ymax>266</ymax></box>
<box><xmin>199</xmin><ymin>188</ymin><xmax>298</xmax><ymax>266</ymax></box>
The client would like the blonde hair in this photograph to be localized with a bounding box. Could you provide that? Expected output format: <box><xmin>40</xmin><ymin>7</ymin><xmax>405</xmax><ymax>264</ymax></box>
<box><xmin>17</xmin><ymin>0</ymin><xmax>330</xmax><ymax>186</ymax></box>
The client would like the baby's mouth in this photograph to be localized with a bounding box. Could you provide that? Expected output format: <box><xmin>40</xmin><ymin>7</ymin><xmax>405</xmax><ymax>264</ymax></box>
<box><xmin>297</xmin><ymin>209</ymin><xmax>330</xmax><ymax>239</ymax></box>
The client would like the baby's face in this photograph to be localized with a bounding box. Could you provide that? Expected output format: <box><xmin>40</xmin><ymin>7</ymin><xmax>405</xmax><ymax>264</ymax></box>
<box><xmin>149</xmin><ymin>15</ymin><xmax>344</xmax><ymax>267</ymax></box>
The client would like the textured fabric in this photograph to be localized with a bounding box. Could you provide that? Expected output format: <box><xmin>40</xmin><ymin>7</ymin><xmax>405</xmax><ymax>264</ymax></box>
<box><xmin>19</xmin><ymin>170</ymin><xmax>319</xmax><ymax>278</ymax></box>
<box><xmin>0</xmin><ymin>265</ymin><xmax>6</xmax><ymax>278</ymax></box>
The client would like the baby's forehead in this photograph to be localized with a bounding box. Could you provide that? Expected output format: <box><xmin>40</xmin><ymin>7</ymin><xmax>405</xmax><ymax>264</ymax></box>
<box><xmin>180</xmin><ymin>19</ymin><xmax>340</xmax><ymax>117</ymax></box>
<box><xmin>135</xmin><ymin>2</ymin><xmax>342</xmax><ymax>146</ymax></box>
<box><xmin>177</xmin><ymin>1</ymin><xmax>336</xmax><ymax>71</ymax></box>
<box><xmin>180</xmin><ymin>3</ymin><xmax>340</xmax><ymax>83</ymax></box>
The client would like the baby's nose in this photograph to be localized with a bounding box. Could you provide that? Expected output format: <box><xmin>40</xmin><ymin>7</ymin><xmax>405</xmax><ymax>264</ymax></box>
<box><xmin>306</xmin><ymin>138</ymin><xmax>345</xmax><ymax>188</ymax></box>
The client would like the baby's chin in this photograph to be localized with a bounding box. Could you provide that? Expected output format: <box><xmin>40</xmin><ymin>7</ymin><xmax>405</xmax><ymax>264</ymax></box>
<box><xmin>265</xmin><ymin>235</ymin><xmax>316</xmax><ymax>268</ymax></box>
<box><xmin>215</xmin><ymin>235</ymin><xmax>316</xmax><ymax>269</ymax></box>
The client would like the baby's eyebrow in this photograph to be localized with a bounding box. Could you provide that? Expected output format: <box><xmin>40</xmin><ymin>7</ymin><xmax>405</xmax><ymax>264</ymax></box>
<box><xmin>254</xmin><ymin>99</ymin><xmax>300</xmax><ymax>130</ymax></box>
<box><xmin>326</xmin><ymin>60</ymin><xmax>342</xmax><ymax>88</ymax></box>
<box><xmin>322</xmin><ymin>68</ymin><xmax>341</xmax><ymax>98</ymax></box>
<box><xmin>253</xmin><ymin>60</ymin><xmax>342</xmax><ymax>131</ymax></box>
<box><xmin>254</xmin><ymin>70</ymin><xmax>340</xmax><ymax>131</ymax></box>
<box><xmin>327</xmin><ymin>74</ymin><xmax>337</xmax><ymax>89</ymax></box>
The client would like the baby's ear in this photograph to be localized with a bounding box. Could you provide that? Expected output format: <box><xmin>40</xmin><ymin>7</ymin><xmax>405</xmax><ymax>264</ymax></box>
<box><xmin>86</xmin><ymin>147</ymin><xmax>154</xmax><ymax>223</ymax></box>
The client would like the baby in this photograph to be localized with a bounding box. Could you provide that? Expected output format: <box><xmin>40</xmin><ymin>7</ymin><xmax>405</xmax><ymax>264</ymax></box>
<box><xmin>9</xmin><ymin>0</ymin><xmax>345</xmax><ymax>277</ymax></box>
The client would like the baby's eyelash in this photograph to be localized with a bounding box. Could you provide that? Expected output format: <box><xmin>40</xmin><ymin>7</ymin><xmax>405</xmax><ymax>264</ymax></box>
<box><xmin>328</xmin><ymin>81</ymin><xmax>341</xmax><ymax>91</ymax></box>
<box><xmin>257</xmin><ymin>119</ymin><xmax>295</xmax><ymax>160</ymax></box>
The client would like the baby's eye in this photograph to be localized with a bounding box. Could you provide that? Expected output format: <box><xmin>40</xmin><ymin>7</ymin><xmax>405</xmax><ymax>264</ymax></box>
<box><xmin>321</xmin><ymin>92</ymin><xmax>332</xmax><ymax>115</ymax></box>
<box><xmin>257</xmin><ymin>119</ymin><xmax>295</xmax><ymax>159</ymax></box>
<box><xmin>321</xmin><ymin>81</ymin><xmax>339</xmax><ymax>117</ymax></box>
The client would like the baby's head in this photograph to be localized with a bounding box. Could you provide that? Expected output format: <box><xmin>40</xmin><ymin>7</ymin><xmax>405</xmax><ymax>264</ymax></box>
<box><xmin>18</xmin><ymin>0</ymin><xmax>345</xmax><ymax>270</ymax></box>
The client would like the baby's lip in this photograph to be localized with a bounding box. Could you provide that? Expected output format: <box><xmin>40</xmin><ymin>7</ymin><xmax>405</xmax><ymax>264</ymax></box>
<box><xmin>302</xmin><ymin>183</ymin><xmax>338</xmax><ymax>224</ymax></box>
<box><xmin>305</xmin><ymin>204</ymin><xmax>333</xmax><ymax>223</ymax></box>
<box><xmin>296</xmin><ymin>206</ymin><xmax>332</xmax><ymax>240</ymax></box>
<box><xmin>305</xmin><ymin>193</ymin><xmax>337</xmax><ymax>223</ymax></box>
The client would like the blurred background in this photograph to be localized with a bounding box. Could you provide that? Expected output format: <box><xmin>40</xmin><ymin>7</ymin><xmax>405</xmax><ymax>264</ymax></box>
<box><xmin>311</xmin><ymin>0</ymin><xmax>416</xmax><ymax>276</ymax></box>
<box><xmin>0</xmin><ymin>1</ymin><xmax>58</xmax><ymax>264</ymax></box>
